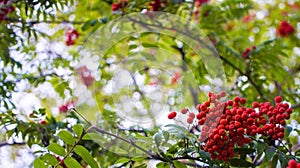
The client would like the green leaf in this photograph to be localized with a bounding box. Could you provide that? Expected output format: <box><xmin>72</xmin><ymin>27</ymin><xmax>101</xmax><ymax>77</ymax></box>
<box><xmin>47</xmin><ymin>143</ymin><xmax>66</xmax><ymax>156</ymax></box>
<box><xmin>229</xmin><ymin>158</ymin><xmax>253</xmax><ymax>167</ymax></box>
<box><xmin>82</xmin><ymin>133</ymin><xmax>92</xmax><ymax>140</ymax></box>
<box><xmin>272</xmin><ymin>155</ymin><xmax>278</xmax><ymax>167</ymax></box>
<box><xmin>74</xmin><ymin>145</ymin><xmax>99</xmax><ymax>168</ymax></box>
<box><xmin>278</xmin><ymin>151</ymin><xmax>288</xmax><ymax>168</ymax></box>
<box><xmin>154</xmin><ymin>132</ymin><xmax>162</xmax><ymax>147</ymax></box>
<box><xmin>156</xmin><ymin>162</ymin><xmax>170</xmax><ymax>168</ymax></box>
<box><xmin>73</xmin><ymin>124</ymin><xmax>84</xmax><ymax>137</ymax></box>
<box><xmin>40</xmin><ymin>153</ymin><xmax>58</xmax><ymax>166</ymax></box>
<box><xmin>64</xmin><ymin>156</ymin><xmax>82</xmax><ymax>168</ymax></box>
<box><xmin>131</xmin><ymin>156</ymin><xmax>146</xmax><ymax>162</ymax></box>
<box><xmin>256</xmin><ymin>141</ymin><xmax>267</xmax><ymax>155</ymax></box>
<box><xmin>58</xmin><ymin>130</ymin><xmax>76</xmax><ymax>145</ymax></box>
<box><xmin>173</xmin><ymin>160</ymin><xmax>187</xmax><ymax>168</ymax></box>
<box><xmin>285</xmin><ymin>125</ymin><xmax>293</xmax><ymax>137</ymax></box>
<box><xmin>162</xmin><ymin>130</ymin><xmax>169</xmax><ymax>144</ymax></box>
<box><xmin>114</xmin><ymin>158</ymin><xmax>130</xmax><ymax>164</ymax></box>
<box><xmin>33</xmin><ymin>158</ymin><xmax>47</xmax><ymax>168</ymax></box>
<box><xmin>265</xmin><ymin>146</ymin><xmax>277</xmax><ymax>162</ymax></box>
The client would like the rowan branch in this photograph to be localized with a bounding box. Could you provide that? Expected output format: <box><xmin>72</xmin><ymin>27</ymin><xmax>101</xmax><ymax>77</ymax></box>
<box><xmin>4</xmin><ymin>18</ymin><xmax>85</xmax><ymax>25</ymax></box>
<box><xmin>0</xmin><ymin>141</ymin><xmax>25</xmax><ymax>148</ymax></box>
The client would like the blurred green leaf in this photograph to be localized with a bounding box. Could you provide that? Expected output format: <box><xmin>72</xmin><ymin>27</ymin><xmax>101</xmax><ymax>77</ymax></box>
<box><xmin>74</xmin><ymin>145</ymin><xmax>99</xmax><ymax>168</ymax></box>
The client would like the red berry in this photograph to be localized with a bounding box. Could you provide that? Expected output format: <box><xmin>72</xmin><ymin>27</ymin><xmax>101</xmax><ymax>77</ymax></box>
<box><xmin>187</xmin><ymin>117</ymin><xmax>194</xmax><ymax>124</ymax></box>
<box><xmin>288</xmin><ymin>159</ymin><xmax>297</xmax><ymax>168</ymax></box>
<box><xmin>29</xmin><ymin>113</ymin><xmax>34</xmax><ymax>117</ymax></box>
<box><xmin>252</xmin><ymin>101</ymin><xmax>259</xmax><ymax>108</ymax></box>
<box><xmin>277</xmin><ymin>132</ymin><xmax>284</xmax><ymax>139</ymax></box>
<box><xmin>240</xmin><ymin>98</ymin><xmax>246</xmax><ymax>104</ymax></box>
<box><xmin>198</xmin><ymin>119</ymin><xmax>205</xmax><ymax>125</ymax></box>
<box><xmin>181</xmin><ymin>108</ymin><xmax>188</xmax><ymax>114</ymax></box>
<box><xmin>39</xmin><ymin>120</ymin><xmax>47</xmax><ymax>125</ymax></box>
<box><xmin>196</xmin><ymin>104</ymin><xmax>201</xmax><ymax>111</ymax></box>
<box><xmin>227</xmin><ymin>100</ymin><xmax>234</xmax><ymax>106</ymax></box>
<box><xmin>112</xmin><ymin>3</ymin><xmax>120</xmax><ymax>11</ymax></box>
<box><xmin>189</xmin><ymin>112</ymin><xmax>195</xmax><ymax>119</ymax></box>
<box><xmin>219</xmin><ymin>91</ymin><xmax>226</xmax><ymax>97</ymax></box>
<box><xmin>275</xmin><ymin>96</ymin><xmax>282</xmax><ymax>103</ymax></box>
<box><xmin>220</xmin><ymin>119</ymin><xmax>227</xmax><ymax>125</ymax></box>
<box><xmin>168</xmin><ymin>111</ymin><xmax>177</xmax><ymax>119</ymax></box>
<box><xmin>277</xmin><ymin>21</ymin><xmax>295</xmax><ymax>37</ymax></box>
<box><xmin>234</xmin><ymin>96</ymin><xmax>240</xmax><ymax>103</ymax></box>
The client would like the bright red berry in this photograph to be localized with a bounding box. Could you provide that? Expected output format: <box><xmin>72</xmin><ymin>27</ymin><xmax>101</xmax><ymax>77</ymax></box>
<box><xmin>168</xmin><ymin>111</ymin><xmax>177</xmax><ymax>119</ymax></box>
<box><xmin>288</xmin><ymin>159</ymin><xmax>297</xmax><ymax>168</ymax></box>
<box><xmin>39</xmin><ymin>120</ymin><xmax>47</xmax><ymax>125</ymax></box>
<box><xmin>275</xmin><ymin>96</ymin><xmax>283</xmax><ymax>103</ymax></box>
<box><xmin>112</xmin><ymin>3</ymin><xmax>120</xmax><ymax>11</ymax></box>
<box><xmin>277</xmin><ymin>21</ymin><xmax>294</xmax><ymax>37</ymax></box>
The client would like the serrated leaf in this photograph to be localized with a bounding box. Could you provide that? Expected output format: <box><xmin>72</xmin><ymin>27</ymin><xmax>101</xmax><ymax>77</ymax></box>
<box><xmin>47</xmin><ymin>143</ymin><xmax>66</xmax><ymax>156</ymax></box>
<box><xmin>64</xmin><ymin>156</ymin><xmax>82</xmax><ymax>168</ymax></box>
<box><xmin>33</xmin><ymin>158</ymin><xmax>47</xmax><ymax>168</ymax></box>
<box><xmin>58</xmin><ymin>130</ymin><xmax>76</xmax><ymax>145</ymax></box>
<box><xmin>74</xmin><ymin>145</ymin><xmax>99</xmax><ymax>168</ymax></box>
<box><xmin>173</xmin><ymin>160</ymin><xmax>187</xmax><ymax>168</ymax></box>
<box><xmin>114</xmin><ymin>158</ymin><xmax>130</xmax><ymax>164</ymax></box>
<box><xmin>73</xmin><ymin>124</ymin><xmax>84</xmax><ymax>137</ymax></box>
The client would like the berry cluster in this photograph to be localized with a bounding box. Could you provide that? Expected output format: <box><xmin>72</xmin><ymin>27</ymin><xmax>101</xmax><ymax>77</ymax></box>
<box><xmin>167</xmin><ymin>92</ymin><xmax>293</xmax><ymax>162</ymax></box>
<box><xmin>65</xmin><ymin>28</ymin><xmax>79</xmax><ymax>46</ymax></box>
<box><xmin>0</xmin><ymin>0</ymin><xmax>15</xmax><ymax>22</ymax></box>
<box><xmin>277</xmin><ymin>21</ymin><xmax>295</xmax><ymax>37</ymax></box>
<box><xmin>171</xmin><ymin>72</ymin><xmax>181</xmax><ymax>85</ymax></box>
<box><xmin>242</xmin><ymin>45</ymin><xmax>256</xmax><ymax>59</ymax></box>
<box><xmin>148</xmin><ymin>0</ymin><xmax>167</xmax><ymax>11</ymax></box>
<box><xmin>59</xmin><ymin>100</ymin><xmax>74</xmax><ymax>113</ymax></box>
<box><xmin>287</xmin><ymin>159</ymin><xmax>300</xmax><ymax>168</ymax></box>
<box><xmin>111</xmin><ymin>0</ymin><xmax>128</xmax><ymax>12</ymax></box>
<box><xmin>76</xmin><ymin>66</ymin><xmax>95</xmax><ymax>87</ymax></box>
<box><xmin>194</xmin><ymin>0</ymin><xmax>209</xmax><ymax>7</ymax></box>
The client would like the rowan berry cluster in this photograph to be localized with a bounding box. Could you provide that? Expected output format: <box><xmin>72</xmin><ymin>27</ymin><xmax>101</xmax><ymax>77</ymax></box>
<box><xmin>65</xmin><ymin>28</ymin><xmax>79</xmax><ymax>46</ymax></box>
<box><xmin>167</xmin><ymin>92</ymin><xmax>293</xmax><ymax>162</ymax></box>
<box><xmin>242</xmin><ymin>45</ymin><xmax>256</xmax><ymax>59</ymax></box>
<box><xmin>111</xmin><ymin>0</ymin><xmax>128</xmax><ymax>12</ymax></box>
<box><xmin>194</xmin><ymin>0</ymin><xmax>209</xmax><ymax>7</ymax></box>
<box><xmin>277</xmin><ymin>20</ymin><xmax>294</xmax><ymax>37</ymax></box>
<box><xmin>0</xmin><ymin>0</ymin><xmax>15</xmax><ymax>22</ymax></box>
<box><xmin>59</xmin><ymin>100</ymin><xmax>74</xmax><ymax>113</ymax></box>
<box><xmin>148</xmin><ymin>0</ymin><xmax>167</xmax><ymax>11</ymax></box>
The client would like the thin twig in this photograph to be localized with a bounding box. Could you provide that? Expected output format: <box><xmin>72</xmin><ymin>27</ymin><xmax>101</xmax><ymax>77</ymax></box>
<box><xmin>0</xmin><ymin>141</ymin><xmax>25</xmax><ymax>148</ymax></box>
<box><xmin>4</xmin><ymin>18</ymin><xmax>85</xmax><ymax>25</ymax></box>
